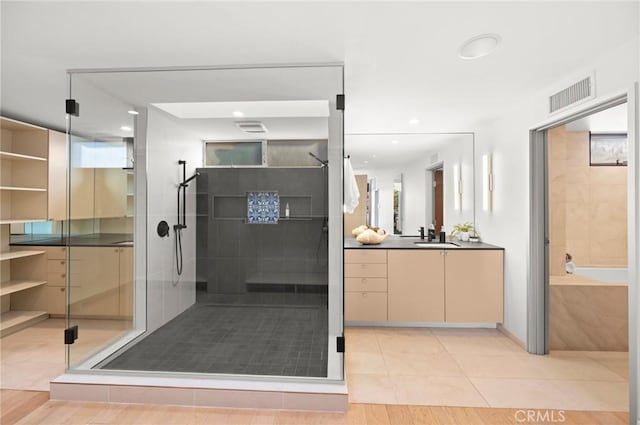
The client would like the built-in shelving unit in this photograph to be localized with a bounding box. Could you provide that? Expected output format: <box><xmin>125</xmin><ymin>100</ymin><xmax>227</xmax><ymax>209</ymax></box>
<box><xmin>0</xmin><ymin>250</ymin><xmax>45</xmax><ymax>261</ymax></box>
<box><xmin>0</xmin><ymin>280</ymin><xmax>47</xmax><ymax>297</ymax></box>
<box><xmin>1</xmin><ymin>116</ymin><xmax>51</xmax><ymax>336</ymax></box>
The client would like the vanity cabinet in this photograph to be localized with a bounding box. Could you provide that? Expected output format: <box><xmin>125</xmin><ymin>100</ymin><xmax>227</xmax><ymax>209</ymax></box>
<box><xmin>445</xmin><ymin>250</ymin><xmax>503</xmax><ymax>323</ymax></box>
<box><xmin>344</xmin><ymin>249</ymin><xmax>388</xmax><ymax>321</ymax></box>
<box><xmin>345</xmin><ymin>247</ymin><xmax>504</xmax><ymax>324</ymax></box>
<box><xmin>387</xmin><ymin>250</ymin><xmax>445</xmax><ymax>322</ymax></box>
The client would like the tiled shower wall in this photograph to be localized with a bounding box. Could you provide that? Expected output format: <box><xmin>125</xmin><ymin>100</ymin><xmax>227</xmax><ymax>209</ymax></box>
<box><xmin>548</xmin><ymin>125</ymin><xmax>627</xmax><ymax>274</ymax></box>
<box><xmin>196</xmin><ymin>168</ymin><xmax>328</xmax><ymax>294</ymax></box>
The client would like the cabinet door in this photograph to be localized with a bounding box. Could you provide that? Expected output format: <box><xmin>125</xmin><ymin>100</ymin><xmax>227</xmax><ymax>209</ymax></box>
<box><xmin>69</xmin><ymin>167</ymin><xmax>95</xmax><ymax>219</ymax></box>
<box><xmin>445</xmin><ymin>250</ymin><xmax>504</xmax><ymax>323</ymax></box>
<box><xmin>94</xmin><ymin>168</ymin><xmax>127</xmax><ymax>218</ymax></box>
<box><xmin>119</xmin><ymin>247</ymin><xmax>133</xmax><ymax>318</ymax></box>
<box><xmin>48</xmin><ymin>130</ymin><xmax>67</xmax><ymax>220</ymax></box>
<box><xmin>387</xmin><ymin>250</ymin><xmax>445</xmax><ymax>322</ymax></box>
<box><xmin>69</xmin><ymin>247</ymin><xmax>119</xmax><ymax>317</ymax></box>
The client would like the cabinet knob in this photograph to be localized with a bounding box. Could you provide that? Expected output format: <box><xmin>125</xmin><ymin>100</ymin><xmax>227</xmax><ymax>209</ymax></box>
<box><xmin>362</xmin><ymin>278</ymin><xmax>367</xmax><ymax>284</ymax></box>
<box><xmin>362</xmin><ymin>292</ymin><xmax>367</xmax><ymax>297</ymax></box>
<box><xmin>360</xmin><ymin>264</ymin><xmax>367</xmax><ymax>269</ymax></box>
<box><xmin>60</xmin><ymin>261</ymin><xmax>65</xmax><ymax>265</ymax></box>
<box><xmin>60</xmin><ymin>287</ymin><xmax>65</xmax><ymax>292</ymax></box>
<box><xmin>115</xmin><ymin>249</ymin><xmax>119</xmax><ymax>253</ymax></box>
<box><xmin>61</xmin><ymin>274</ymin><xmax>66</xmax><ymax>278</ymax></box>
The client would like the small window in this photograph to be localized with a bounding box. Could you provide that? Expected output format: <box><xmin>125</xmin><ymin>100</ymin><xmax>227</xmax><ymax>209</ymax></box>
<box><xmin>204</xmin><ymin>140</ymin><xmax>265</xmax><ymax>167</ymax></box>
<box><xmin>589</xmin><ymin>133</ymin><xmax>628</xmax><ymax>166</ymax></box>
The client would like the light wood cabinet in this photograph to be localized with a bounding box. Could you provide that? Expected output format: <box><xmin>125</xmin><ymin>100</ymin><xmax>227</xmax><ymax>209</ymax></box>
<box><xmin>47</xmin><ymin>130</ymin><xmax>67</xmax><ymax>220</ymax></box>
<box><xmin>445</xmin><ymin>250</ymin><xmax>503</xmax><ymax>323</ymax></box>
<box><xmin>119</xmin><ymin>247</ymin><xmax>133</xmax><ymax>318</ymax></box>
<box><xmin>94</xmin><ymin>168</ymin><xmax>127</xmax><ymax>218</ymax></box>
<box><xmin>388</xmin><ymin>250</ymin><xmax>445</xmax><ymax>322</ymax></box>
<box><xmin>345</xmin><ymin>249</ymin><xmax>388</xmax><ymax>321</ymax></box>
<box><xmin>346</xmin><ymin>248</ymin><xmax>504</xmax><ymax>324</ymax></box>
<box><xmin>69</xmin><ymin>247</ymin><xmax>119</xmax><ymax>317</ymax></box>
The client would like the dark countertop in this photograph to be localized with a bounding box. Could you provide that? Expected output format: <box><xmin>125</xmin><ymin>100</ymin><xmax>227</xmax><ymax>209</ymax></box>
<box><xmin>344</xmin><ymin>235</ymin><xmax>503</xmax><ymax>250</ymax></box>
<box><xmin>10</xmin><ymin>233</ymin><xmax>133</xmax><ymax>247</ymax></box>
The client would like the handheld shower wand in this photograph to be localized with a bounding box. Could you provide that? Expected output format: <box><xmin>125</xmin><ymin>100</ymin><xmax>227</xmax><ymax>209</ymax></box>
<box><xmin>175</xmin><ymin>160</ymin><xmax>200</xmax><ymax>275</ymax></box>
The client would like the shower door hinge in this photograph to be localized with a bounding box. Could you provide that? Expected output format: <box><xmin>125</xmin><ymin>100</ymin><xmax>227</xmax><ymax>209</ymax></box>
<box><xmin>336</xmin><ymin>94</ymin><xmax>345</xmax><ymax>111</ymax></box>
<box><xmin>65</xmin><ymin>99</ymin><xmax>80</xmax><ymax>117</ymax></box>
<box><xmin>336</xmin><ymin>336</ymin><xmax>345</xmax><ymax>353</ymax></box>
<box><xmin>64</xmin><ymin>325</ymin><xmax>78</xmax><ymax>345</ymax></box>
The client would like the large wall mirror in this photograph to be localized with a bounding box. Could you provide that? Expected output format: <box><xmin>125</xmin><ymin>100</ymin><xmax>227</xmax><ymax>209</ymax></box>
<box><xmin>345</xmin><ymin>133</ymin><xmax>475</xmax><ymax>236</ymax></box>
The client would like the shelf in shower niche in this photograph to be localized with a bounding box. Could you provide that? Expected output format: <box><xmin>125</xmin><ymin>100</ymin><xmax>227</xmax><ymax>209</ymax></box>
<box><xmin>245</xmin><ymin>272</ymin><xmax>328</xmax><ymax>286</ymax></box>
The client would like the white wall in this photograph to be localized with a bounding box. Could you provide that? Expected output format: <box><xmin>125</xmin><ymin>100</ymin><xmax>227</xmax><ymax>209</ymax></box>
<box><xmin>145</xmin><ymin>106</ymin><xmax>201</xmax><ymax>332</ymax></box>
<box><xmin>474</xmin><ymin>36</ymin><xmax>640</xmax><ymax>347</ymax></box>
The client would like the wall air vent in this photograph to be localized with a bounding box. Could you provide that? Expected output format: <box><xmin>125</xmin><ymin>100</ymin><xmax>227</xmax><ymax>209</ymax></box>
<box><xmin>549</xmin><ymin>75</ymin><xmax>594</xmax><ymax>114</ymax></box>
<box><xmin>235</xmin><ymin>121</ymin><xmax>268</xmax><ymax>133</ymax></box>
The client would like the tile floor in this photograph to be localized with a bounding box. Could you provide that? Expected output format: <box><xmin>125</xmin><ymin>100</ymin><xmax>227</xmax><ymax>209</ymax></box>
<box><xmin>102</xmin><ymin>304</ymin><xmax>328</xmax><ymax>377</ymax></box>
<box><xmin>0</xmin><ymin>318</ymin><xmax>131</xmax><ymax>391</ymax></box>
<box><xmin>0</xmin><ymin>320</ymin><xmax>630</xmax><ymax>414</ymax></box>
<box><xmin>345</xmin><ymin>326</ymin><xmax>629</xmax><ymax>412</ymax></box>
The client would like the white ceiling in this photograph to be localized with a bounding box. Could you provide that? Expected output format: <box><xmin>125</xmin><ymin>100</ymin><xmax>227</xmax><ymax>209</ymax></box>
<box><xmin>1</xmin><ymin>1</ymin><xmax>638</xmax><ymax>142</ymax></box>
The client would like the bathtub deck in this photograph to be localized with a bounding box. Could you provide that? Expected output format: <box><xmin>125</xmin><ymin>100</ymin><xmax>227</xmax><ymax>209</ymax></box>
<box><xmin>550</xmin><ymin>274</ymin><xmax>627</xmax><ymax>286</ymax></box>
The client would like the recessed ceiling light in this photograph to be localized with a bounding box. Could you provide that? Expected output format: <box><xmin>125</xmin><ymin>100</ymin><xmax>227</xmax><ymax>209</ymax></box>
<box><xmin>409</xmin><ymin>118</ymin><xmax>420</xmax><ymax>125</ymax></box>
<box><xmin>364</xmin><ymin>160</ymin><xmax>369</xmax><ymax>164</ymax></box>
<box><xmin>232</xmin><ymin>111</ymin><xmax>244</xmax><ymax>117</ymax></box>
<box><xmin>391</xmin><ymin>140</ymin><xmax>399</xmax><ymax>144</ymax></box>
<box><xmin>127</xmin><ymin>110</ymin><xmax>139</xmax><ymax>115</ymax></box>
<box><xmin>458</xmin><ymin>33</ymin><xmax>502</xmax><ymax>60</ymax></box>
<box><xmin>121</xmin><ymin>126</ymin><xmax>132</xmax><ymax>131</ymax></box>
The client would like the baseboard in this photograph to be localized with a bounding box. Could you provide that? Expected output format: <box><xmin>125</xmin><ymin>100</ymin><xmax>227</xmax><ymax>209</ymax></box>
<box><xmin>497</xmin><ymin>323</ymin><xmax>526</xmax><ymax>349</ymax></box>
<box><xmin>345</xmin><ymin>321</ymin><xmax>497</xmax><ymax>328</ymax></box>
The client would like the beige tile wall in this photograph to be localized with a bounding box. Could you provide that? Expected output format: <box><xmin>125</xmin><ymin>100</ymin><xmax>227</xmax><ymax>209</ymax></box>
<box><xmin>548</xmin><ymin>125</ymin><xmax>627</xmax><ymax>273</ymax></box>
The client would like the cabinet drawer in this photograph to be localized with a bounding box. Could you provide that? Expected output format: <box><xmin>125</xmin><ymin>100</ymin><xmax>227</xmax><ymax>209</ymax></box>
<box><xmin>47</xmin><ymin>271</ymin><xmax>67</xmax><ymax>287</ymax></box>
<box><xmin>47</xmin><ymin>259</ymin><xmax>67</xmax><ymax>273</ymax></box>
<box><xmin>47</xmin><ymin>246</ymin><xmax>66</xmax><ymax>260</ymax></box>
<box><xmin>345</xmin><ymin>249</ymin><xmax>387</xmax><ymax>264</ymax></box>
<box><xmin>345</xmin><ymin>263</ymin><xmax>387</xmax><ymax>278</ymax></box>
<box><xmin>345</xmin><ymin>292</ymin><xmax>387</xmax><ymax>321</ymax></box>
<box><xmin>345</xmin><ymin>277</ymin><xmax>387</xmax><ymax>292</ymax></box>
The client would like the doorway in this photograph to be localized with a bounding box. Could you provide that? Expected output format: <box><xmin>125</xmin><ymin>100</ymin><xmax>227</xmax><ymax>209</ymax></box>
<box><xmin>529</xmin><ymin>88</ymin><xmax>639</xmax><ymax>420</ymax></box>
<box><xmin>433</xmin><ymin>168</ymin><xmax>444</xmax><ymax>232</ymax></box>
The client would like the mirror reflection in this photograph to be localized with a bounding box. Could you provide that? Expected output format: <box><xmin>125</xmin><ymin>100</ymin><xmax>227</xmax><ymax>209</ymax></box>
<box><xmin>345</xmin><ymin>133</ymin><xmax>474</xmax><ymax>236</ymax></box>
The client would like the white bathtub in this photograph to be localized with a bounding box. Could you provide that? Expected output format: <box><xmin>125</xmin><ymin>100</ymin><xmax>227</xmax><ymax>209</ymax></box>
<box><xmin>574</xmin><ymin>267</ymin><xmax>628</xmax><ymax>284</ymax></box>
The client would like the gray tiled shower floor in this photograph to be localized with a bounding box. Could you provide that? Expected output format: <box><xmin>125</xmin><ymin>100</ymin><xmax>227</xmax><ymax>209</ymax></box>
<box><xmin>101</xmin><ymin>303</ymin><xmax>328</xmax><ymax>377</ymax></box>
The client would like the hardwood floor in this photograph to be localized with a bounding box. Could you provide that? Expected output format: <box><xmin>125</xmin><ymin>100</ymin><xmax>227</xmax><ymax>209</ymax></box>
<box><xmin>0</xmin><ymin>390</ymin><xmax>49</xmax><ymax>425</ymax></box>
<box><xmin>2</xmin><ymin>390</ymin><xmax>628</xmax><ymax>425</ymax></box>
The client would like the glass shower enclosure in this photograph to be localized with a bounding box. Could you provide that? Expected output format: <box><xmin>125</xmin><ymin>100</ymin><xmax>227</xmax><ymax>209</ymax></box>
<box><xmin>65</xmin><ymin>65</ymin><xmax>344</xmax><ymax>383</ymax></box>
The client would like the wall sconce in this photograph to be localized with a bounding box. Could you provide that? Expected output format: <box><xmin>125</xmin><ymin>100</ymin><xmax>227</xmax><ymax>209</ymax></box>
<box><xmin>482</xmin><ymin>154</ymin><xmax>494</xmax><ymax>211</ymax></box>
<box><xmin>453</xmin><ymin>164</ymin><xmax>462</xmax><ymax>211</ymax></box>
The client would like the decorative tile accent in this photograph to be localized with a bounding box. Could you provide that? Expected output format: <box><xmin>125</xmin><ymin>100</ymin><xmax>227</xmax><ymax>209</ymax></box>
<box><xmin>247</xmin><ymin>191</ymin><xmax>279</xmax><ymax>224</ymax></box>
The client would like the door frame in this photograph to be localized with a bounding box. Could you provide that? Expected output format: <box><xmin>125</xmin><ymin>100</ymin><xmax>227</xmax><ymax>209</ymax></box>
<box><xmin>528</xmin><ymin>85</ymin><xmax>638</xmax><ymax>421</ymax></box>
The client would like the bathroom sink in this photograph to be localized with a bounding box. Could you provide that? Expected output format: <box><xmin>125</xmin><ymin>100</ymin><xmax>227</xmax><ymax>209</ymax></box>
<box><xmin>113</xmin><ymin>240</ymin><xmax>133</xmax><ymax>246</ymax></box>
<box><xmin>414</xmin><ymin>241</ymin><xmax>460</xmax><ymax>248</ymax></box>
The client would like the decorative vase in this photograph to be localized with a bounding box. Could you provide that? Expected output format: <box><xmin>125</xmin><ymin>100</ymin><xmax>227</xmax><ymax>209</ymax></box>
<box><xmin>460</xmin><ymin>231</ymin><xmax>470</xmax><ymax>241</ymax></box>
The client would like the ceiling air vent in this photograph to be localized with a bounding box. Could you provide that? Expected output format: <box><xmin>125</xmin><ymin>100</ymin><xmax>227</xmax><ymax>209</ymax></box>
<box><xmin>235</xmin><ymin>121</ymin><xmax>268</xmax><ymax>133</ymax></box>
<box><xmin>549</xmin><ymin>75</ymin><xmax>594</xmax><ymax>114</ymax></box>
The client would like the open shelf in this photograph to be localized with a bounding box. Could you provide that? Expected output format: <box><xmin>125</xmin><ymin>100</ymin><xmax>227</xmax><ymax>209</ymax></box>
<box><xmin>0</xmin><ymin>280</ymin><xmax>47</xmax><ymax>297</ymax></box>
<box><xmin>0</xmin><ymin>151</ymin><xmax>47</xmax><ymax>162</ymax></box>
<box><xmin>0</xmin><ymin>219</ymin><xmax>46</xmax><ymax>225</ymax></box>
<box><xmin>0</xmin><ymin>186</ymin><xmax>46</xmax><ymax>192</ymax></box>
<box><xmin>0</xmin><ymin>310</ymin><xmax>48</xmax><ymax>337</ymax></box>
<box><xmin>0</xmin><ymin>250</ymin><xmax>45</xmax><ymax>261</ymax></box>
